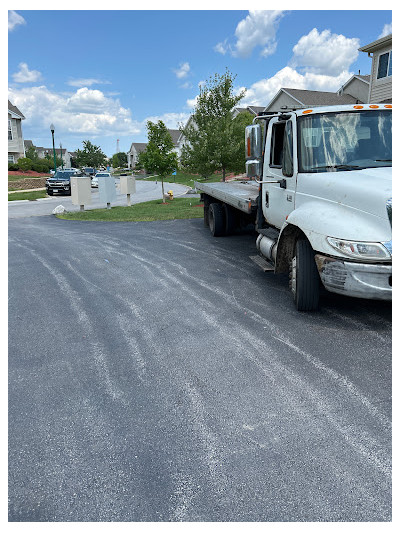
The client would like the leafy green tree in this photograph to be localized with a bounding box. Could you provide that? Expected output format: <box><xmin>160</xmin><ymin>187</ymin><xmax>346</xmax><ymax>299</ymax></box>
<box><xmin>111</xmin><ymin>152</ymin><xmax>128</xmax><ymax>168</ymax></box>
<box><xmin>140</xmin><ymin>121</ymin><xmax>178</xmax><ymax>203</ymax></box>
<box><xmin>25</xmin><ymin>146</ymin><xmax>39</xmax><ymax>161</ymax></box>
<box><xmin>180</xmin><ymin>69</ymin><xmax>246</xmax><ymax>181</ymax></box>
<box><xmin>230</xmin><ymin>111</ymin><xmax>255</xmax><ymax>173</ymax></box>
<box><xmin>44</xmin><ymin>153</ymin><xmax>63</xmax><ymax>168</ymax></box>
<box><xmin>75</xmin><ymin>140</ymin><xmax>107</xmax><ymax>168</ymax></box>
<box><xmin>17</xmin><ymin>157</ymin><xmax>33</xmax><ymax>172</ymax></box>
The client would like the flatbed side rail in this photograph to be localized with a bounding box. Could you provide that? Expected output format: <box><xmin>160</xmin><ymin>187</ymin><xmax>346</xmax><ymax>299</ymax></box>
<box><xmin>195</xmin><ymin>181</ymin><xmax>259</xmax><ymax>214</ymax></box>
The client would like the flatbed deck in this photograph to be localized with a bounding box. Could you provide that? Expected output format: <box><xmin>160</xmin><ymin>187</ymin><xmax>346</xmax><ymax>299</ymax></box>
<box><xmin>195</xmin><ymin>180</ymin><xmax>259</xmax><ymax>214</ymax></box>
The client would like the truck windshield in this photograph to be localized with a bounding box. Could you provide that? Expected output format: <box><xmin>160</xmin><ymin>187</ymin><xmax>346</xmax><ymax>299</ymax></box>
<box><xmin>298</xmin><ymin>110</ymin><xmax>392</xmax><ymax>172</ymax></box>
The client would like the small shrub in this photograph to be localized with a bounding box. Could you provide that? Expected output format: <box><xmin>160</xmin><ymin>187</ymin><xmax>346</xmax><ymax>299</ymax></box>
<box><xmin>17</xmin><ymin>157</ymin><xmax>33</xmax><ymax>172</ymax></box>
<box><xmin>32</xmin><ymin>160</ymin><xmax>51</xmax><ymax>173</ymax></box>
<box><xmin>8</xmin><ymin>163</ymin><xmax>19</xmax><ymax>171</ymax></box>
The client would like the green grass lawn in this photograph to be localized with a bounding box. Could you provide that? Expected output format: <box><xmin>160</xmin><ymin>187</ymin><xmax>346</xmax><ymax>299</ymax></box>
<box><xmin>144</xmin><ymin>171</ymin><xmax>223</xmax><ymax>188</ymax></box>
<box><xmin>8</xmin><ymin>190</ymin><xmax>48</xmax><ymax>201</ymax></box>
<box><xmin>57</xmin><ymin>198</ymin><xmax>204</xmax><ymax>222</ymax></box>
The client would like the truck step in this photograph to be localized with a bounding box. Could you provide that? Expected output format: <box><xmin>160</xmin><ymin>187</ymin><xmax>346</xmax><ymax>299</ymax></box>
<box><xmin>249</xmin><ymin>255</ymin><xmax>275</xmax><ymax>272</ymax></box>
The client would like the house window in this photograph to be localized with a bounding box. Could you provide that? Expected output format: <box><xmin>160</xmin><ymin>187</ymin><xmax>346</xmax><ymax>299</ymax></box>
<box><xmin>8</xmin><ymin>154</ymin><xmax>15</xmax><ymax>163</ymax></box>
<box><xmin>377</xmin><ymin>51</ymin><xmax>392</xmax><ymax>79</ymax></box>
<box><xmin>8</xmin><ymin>119</ymin><xmax>13</xmax><ymax>141</ymax></box>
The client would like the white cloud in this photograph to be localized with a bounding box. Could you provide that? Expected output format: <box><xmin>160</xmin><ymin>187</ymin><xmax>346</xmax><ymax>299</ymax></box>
<box><xmin>291</xmin><ymin>28</ymin><xmax>359</xmax><ymax>77</ymax></box>
<box><xmin>67</xmin><ymin>78</ymin><xmax>111</xmax><ymax>87</ymax></box>
<box><xmin>143</xmin><ymin>112</ymin><xmax>190</xmax><ymax>130</ymax></box>
<box><xmin>8</xmin><ymin>10</ymin><xmax>26</xmax><ymax>31</ymax></box>
<box><xmin>239</xmin><ymin>66</ymin><xmax>353</xmax><ymax>107</ymax></box>
<box><xmin>379</xmin><ymin>23</ymin><xmax>392</xmax><ymax>38</ymax></box>
<box><xmin>233</xmin><ymin>10</ymin><xmax>284</xmax><ymax>58</ymax></box>
<box><xmin>173</xmin><ymin>62</ymin><xmax>191</xmax><ymax>79</ymax></box>
<box><xmin>180</xmin><ymin>81</ymin><xmax>193</xmax><ymax>89</ymax></box>
<box><xmin>186</xmin><ymin>96</ymin><xmax>199</xmax><ymax>109</ymax></box>
<box><xmin>214</xmin><ymin>40</ymin><xmax>229</xmax><ymax>55</ymax></box>
<box><xmin>8</xmin><ymin>85</ymin><xmax>141</xmax><ymax>137</ymax></box>
<box><xmin>12</xmin><ymin>63</ymin><xmax>42</xmax><ymax>83</ymax></box>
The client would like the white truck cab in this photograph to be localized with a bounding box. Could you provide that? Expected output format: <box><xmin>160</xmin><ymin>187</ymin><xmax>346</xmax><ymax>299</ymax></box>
<box><xmin>197</xmin><ymin>104</ymin><xmax>392</xmax><ymax>311</ymax></box>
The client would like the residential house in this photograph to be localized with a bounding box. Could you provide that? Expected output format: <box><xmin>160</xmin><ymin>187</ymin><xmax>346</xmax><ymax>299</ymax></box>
<box><xmin>8</xmin><ymin>100</ymin><xmax>25</xmax><ymax>163</ymax></box>
<box><xmin>127</xmin><ymin>129</ymin><xmax>182</xmax><ymax>168</ymax></box>
<box><xmin>24</xmin><ymin>141</ymin><xmax>72</xmax><ymax>167</ymax></box>
<box><xmin>359</xmin><ymin>33</ymin><xmax>392</xmax><ymax>103</ymax></box>
<box><xmin>264</xmin><ymin>87</ymin><xmax>362</xmax><ymax>113</ymax></box>
<box><xmin>127</xmin><ymin>142</ymin><xmax>148</xmax><ymax>169</ymax></box>
<box><xmin>231</xmin><ymin>106</ymin><xmax>265</xmax><ymax>119</ymax></box>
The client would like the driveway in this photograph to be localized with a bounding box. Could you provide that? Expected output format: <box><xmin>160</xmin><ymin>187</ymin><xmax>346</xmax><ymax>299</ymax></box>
<box><xmin>8</xmin><ymin>179</ymin><xmax>190</xmax><ymax>219</ymax></box>
<box><xmin>8</xmin><ymin>215</ymin><xmax>391</xmax><ymax>521</ymax></box>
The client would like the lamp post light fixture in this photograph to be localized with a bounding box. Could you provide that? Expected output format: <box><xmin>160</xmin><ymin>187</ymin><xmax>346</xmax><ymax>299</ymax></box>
<box><xmin>50</xmin><ymin>123</ymin><xmax>57</xmax><ymax>173</ymax></box>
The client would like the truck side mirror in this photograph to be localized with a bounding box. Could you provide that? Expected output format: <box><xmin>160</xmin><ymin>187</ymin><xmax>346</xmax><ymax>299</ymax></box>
<box><xmin>245</xmin><ymin>124</ymin><xmax>262</xmax><ymax>160</ymax></box>
<box><xmin>245</xmin><ymin>124</ymin><xmax>263</xmax><ymax>179</ymax></box>
<box><xmin>282</xmin><ymin>122</ymin><xmax>294</xmax><ymax>177</ymax></box>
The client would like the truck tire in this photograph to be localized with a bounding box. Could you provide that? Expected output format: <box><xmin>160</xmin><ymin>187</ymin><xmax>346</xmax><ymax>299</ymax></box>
<box><xmin>204</xmin><ymin>204</ymin><xmax>210</xmax><ymax>227</ymax></box>
<box><xmin>209</xmin><ymin>203</ymin><xmax>226</xmax><ymax>237</ymax></box>
<box><xmin>290</xmin><ymin>238</ymin><xmax>320</xmax><ymax>311</ymax></box>
<box><xmin>223</xmin><ymin>204</ymin><xmax>238</xmax><ymax>235</ymax></box>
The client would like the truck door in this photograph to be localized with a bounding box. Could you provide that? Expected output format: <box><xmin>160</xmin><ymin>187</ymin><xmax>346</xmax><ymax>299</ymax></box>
<box><xmin>262</xmin><ymin>116</ymin><xmax>297</xmax><ymax>228</ymax></box>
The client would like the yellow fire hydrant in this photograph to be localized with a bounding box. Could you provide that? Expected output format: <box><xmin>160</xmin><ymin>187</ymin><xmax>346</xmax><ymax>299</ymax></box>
<box><xmin>167</xmin><ymin>190</ymin><xmax>174</xmax><ymax>200</ymax></box>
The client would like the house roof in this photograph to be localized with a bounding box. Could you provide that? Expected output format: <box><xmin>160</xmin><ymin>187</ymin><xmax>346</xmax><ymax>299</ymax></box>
<box><xmin>359</xmin><ymin>33</ymin><xmax>392</xmax><ymax>53</ymax></box>
<box><xmin>8</xmin><ymin>100</ymin><xmax>25</xmax><ymax>119</ymax></box>
<box><xmin>24</xmin><ymin>140</ymin><xmax>34</xmax><ymax>149</ymax></box>
<box><xmin>266</xmin><ymin>87</ymin><xmax>358</xmax><ymax>110</ymax></box>
<box><xmin>247</xmin><ymin>106</ymin><xmax>265</xmax><ymax>115</ymax></box>
<box><xmin>168</xmin><ymin>129</ymin><xmax>181</xmax><ymax>145</ymax></box>
<box><xmin>129</xmin><ymin>142</ymin><xmax>148</xmax><ymax>154</ymax></box>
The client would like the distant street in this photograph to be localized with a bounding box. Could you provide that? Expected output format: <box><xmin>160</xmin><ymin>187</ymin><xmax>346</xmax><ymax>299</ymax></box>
<box><xmin>8</xmin><ymin>179</ymin><xmax>191</xmax><ymax>219</ymax></box>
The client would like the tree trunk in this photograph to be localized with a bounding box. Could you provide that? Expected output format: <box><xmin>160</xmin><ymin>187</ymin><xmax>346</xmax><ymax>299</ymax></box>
<box><xmin>161</xmin><ymin>176</ymin><xmax>165</xmax><ymax>203</ymax></box>
<box><xmin>222</xmin><ymin>168</ymin><xmax>226</xmax><ymax>182</ymax></box>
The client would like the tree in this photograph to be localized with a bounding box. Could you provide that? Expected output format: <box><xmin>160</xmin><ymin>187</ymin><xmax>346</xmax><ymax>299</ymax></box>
<box><xmin>25</xmin><ymin>145</ymin><xmax>39</xmax><ymax>162</ymax></box>
<box><xmin>75</xmin><ymin>140</ymin><xmax>107</xmax><ymax>168</ymax></box>
<box><xmin>45</xmin><ymin>152</ymin><xmax>63</xmax><ymax>168</ymax></box>
<box><xmin>180</xmin><ymin>69</ymin><xmax>246</xmax><ymax>181</ymax></box>
<box><xmin>139</xmin><ymin>121</ymin><xmax>178</xmax><ymax>203</ymax></box>
<box><xmin>112</xmin><ymin>152</ymin><xmax>128</xmax><ymax>168</ymax></box>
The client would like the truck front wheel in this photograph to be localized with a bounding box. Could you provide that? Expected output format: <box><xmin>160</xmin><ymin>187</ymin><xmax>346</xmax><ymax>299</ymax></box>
<box><xmin>290</xmin><ymin>238</ymin><xmax>320</xmax><ymax>311</ymax></box>
<box><xmin>209</xmin><ymin>203</ymin><xmax>226</xmax><ymax>237</ymax></box>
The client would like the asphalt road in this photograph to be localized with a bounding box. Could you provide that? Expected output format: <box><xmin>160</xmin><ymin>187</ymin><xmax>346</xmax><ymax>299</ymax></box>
<box><xmin>8</xmin><ymin>179</ymin><xmax>189</xmax><ymax>219</ymax></box>
<box><xmin>8</xmin><ymin>214</ymin><xmax>392</xmax><ymax>522</ymax></box>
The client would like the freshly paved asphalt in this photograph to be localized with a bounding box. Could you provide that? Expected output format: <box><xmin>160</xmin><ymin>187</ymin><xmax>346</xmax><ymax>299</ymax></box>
<box><xmin>8</xmin><ymin>212</ymin><xmax>391</xmax><ymax>522</ymax></box>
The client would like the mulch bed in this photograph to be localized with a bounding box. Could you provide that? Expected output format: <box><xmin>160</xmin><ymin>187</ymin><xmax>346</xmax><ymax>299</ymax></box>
<box><xmin>8</xmin><ymin>170</ymin><xmax>50</xmax><ymax>177</ymax></box>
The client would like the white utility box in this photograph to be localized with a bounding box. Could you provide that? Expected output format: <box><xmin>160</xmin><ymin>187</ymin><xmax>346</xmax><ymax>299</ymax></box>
<box><xmin>98</xmin><ymin>175</ymin><xmax>116</xmax><ymax>208</ymax></box>
<box><xmin>120</xmin><ymin>176</ymin><xmax>136</xmax><ymax>195</ymax></box>
<box><xmin>71</xmin><ymin>176</ymin><xmax>91</xmax><ymax>208</ymax></box>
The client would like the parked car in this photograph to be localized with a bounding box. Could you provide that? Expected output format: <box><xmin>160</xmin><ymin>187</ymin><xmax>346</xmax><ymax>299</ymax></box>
<box><xmin>45</xmin><ymin>170</ymin><xmax>79</xmax><ymax>196</ymax></box>
<box><xmin>83</xmin><ymin>167</ymin><xmax>96</xmax><ymax>177</ymax></box>
<box><xmin>91</xmin><ymin>172</ymin><xmax>112</xmax><ymax>188</ymax></box>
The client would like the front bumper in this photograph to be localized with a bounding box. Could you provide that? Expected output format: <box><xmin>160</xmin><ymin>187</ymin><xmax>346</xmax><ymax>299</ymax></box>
<box><xmin>315</xmin><ymin>254</ymin><xmax>392</xmax><ymax>300</ymax></box>
<box><xmin>46</xmin><ymin>184</ymin><xmax>71</xmax><ymax>194</ymax></box>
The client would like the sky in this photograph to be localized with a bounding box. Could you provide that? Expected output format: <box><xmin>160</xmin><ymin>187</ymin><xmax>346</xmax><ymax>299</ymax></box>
<box><xmin>8</xmin><ymin>4</ymin><xmax>392</xmax><ymax>158</ymax></box>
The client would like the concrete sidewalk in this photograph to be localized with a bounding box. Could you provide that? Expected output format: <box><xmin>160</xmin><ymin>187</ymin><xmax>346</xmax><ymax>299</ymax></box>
<box><xmin>8</xmin><ymin>181</ymin><xmax>191</xmax><ymax>219</ymax></box>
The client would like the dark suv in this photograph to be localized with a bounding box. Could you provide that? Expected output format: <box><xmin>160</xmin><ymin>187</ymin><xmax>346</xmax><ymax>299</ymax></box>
<box><xmin>45</xmin><ymin>170</ymin><xmax>79</xmax><ymax>196</ymax></box>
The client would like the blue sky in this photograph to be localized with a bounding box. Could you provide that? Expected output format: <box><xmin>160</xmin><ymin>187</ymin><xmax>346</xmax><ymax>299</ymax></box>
<box><xmin>8</xmin><ymin>7</ymin><xmax>392</xmax><ymax>157</ymax></box>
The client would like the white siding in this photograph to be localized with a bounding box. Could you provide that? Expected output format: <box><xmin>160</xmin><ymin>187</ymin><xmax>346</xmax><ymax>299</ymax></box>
<box><xmin>369</xmin><ymin>44</ymin><xmax>392</xmax><ymax>103</ymax></box>
<box><xmin>265</xmin><ymin>93</ymin><xmax>301</xmax><ymax>112</ymax></box>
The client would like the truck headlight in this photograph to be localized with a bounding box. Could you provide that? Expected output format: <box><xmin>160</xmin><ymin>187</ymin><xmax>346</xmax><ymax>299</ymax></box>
<box><xmin>326</xmin><ymin>237</ymin><xmax>391</xmax><ymax>261</ymax></box>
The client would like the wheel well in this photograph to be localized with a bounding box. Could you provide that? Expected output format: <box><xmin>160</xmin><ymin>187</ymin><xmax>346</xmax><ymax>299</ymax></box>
<box><xmin>275</xmin><ymin>224</ymin><xmax>308</xmax><ymax>273</ymax></box>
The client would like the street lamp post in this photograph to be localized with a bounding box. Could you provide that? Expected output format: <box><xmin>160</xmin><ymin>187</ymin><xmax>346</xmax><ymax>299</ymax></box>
<box><xmin>50</xmin><ymin>124</ymin><xmax>57</xmax><ymax>173</ymax></box>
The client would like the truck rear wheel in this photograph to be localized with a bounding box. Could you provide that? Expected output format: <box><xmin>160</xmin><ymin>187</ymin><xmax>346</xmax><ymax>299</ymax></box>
<box><xmin>223</xmin><ymin>204</ymin><xmax>238</xmax><ymax>235</ymax></box>
<box><xmin>290</xmin><ymin>238</ymin><xmax>320</xmax><ymax>311</ymax></box>
<box><xmin>209</xmin><ymin>203</ymin><xmax>226</xmax><ymax>237</ymax></box>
